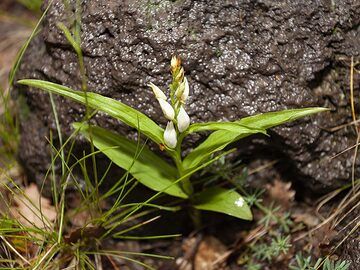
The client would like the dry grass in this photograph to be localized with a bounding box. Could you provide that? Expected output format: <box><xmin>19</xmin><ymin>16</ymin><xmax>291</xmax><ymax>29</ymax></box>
<box><xmin>295</xmin><ymin>57</ymin><xmax>360</xmax><ymax>260</ymax></box>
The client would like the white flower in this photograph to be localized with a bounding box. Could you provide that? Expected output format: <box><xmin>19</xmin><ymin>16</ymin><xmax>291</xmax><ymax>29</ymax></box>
<box><xmin>164</xmin><ymin>121</ymin><xmax>177</xmax><ymax>148</ymax></box>
<box><xmin>235</xmin><ymin>197</ymin><xmax>244</xmax><ymax>207</ymax></box>
<box><xmin>177</xmin><ymin>106</ymin><xmax>190</xmax><ymax>133</ymax></box>
<box><xmin>158</xmin><ymin>98</ymin><xmax>175</xmax><ymax>121</ymax></box>
<box><xmin>181</xmin><ymin>77</ymin><xmax>189</xmax><ymax>102</ymax></box>
<box><xmin>148</xmin><ymin>82</ymin><xmax>167</xmax><ymax>100</ymax></box>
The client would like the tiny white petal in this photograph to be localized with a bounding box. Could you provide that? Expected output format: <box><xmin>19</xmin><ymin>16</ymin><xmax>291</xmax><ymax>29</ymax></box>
<box><xmin>158</xmin><ymin>99</ymin><xmax>175</xmax><ymax>120</ymax></box>
<box><xmin>164</xmin><ymin>121</ymin><xmax>177</xmax><ymax>148</ymax></box>
<box><xmin>181</xmin><ymin>77</ymin><xmax>189</xmax><ymax>102</ymax></box>
<box><xmin>177</xmin><ymin>106</ymin><xmax>190</xmax><ymax>133</ymax></box>
<box><xmin>148</xmin><ymin>82</ymin><xmax>167</xmax><ymax>100</ymax></box>
<box><xmin>235</xmin><ymin>197</ymin><xmax>244</xmax><ymax>207</ymax></box>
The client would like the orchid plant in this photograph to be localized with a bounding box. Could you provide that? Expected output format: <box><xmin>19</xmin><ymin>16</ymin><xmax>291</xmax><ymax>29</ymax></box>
<box><xmin>18</xmin><ymin>56</ymin><xmax>327</xmax><ymax>222</ymax></box>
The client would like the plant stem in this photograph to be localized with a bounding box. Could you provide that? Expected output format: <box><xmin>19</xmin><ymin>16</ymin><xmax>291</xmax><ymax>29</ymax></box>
<box><xmin>172</xmin><ymin>133</ymin><xmax>193</xmax><ymax>195</ymax></box>
<box><xmin>172</xmin><ymin>151</ymin><xmax>193</xmax><ymax>195</ymax></box>
<box><xmin>190</xmin><ymin>207</ymin><xmax>202</xmax><ymax>230</ymax></box>
<box><xmin>182</xmin><ymin>177</ymin><xmax>193</xmax><ymax>195</ymax></box>
<box><xmin>72</xmin><ymin>2</ymin><xmax>100</xmax><ymax>209</ymax></box>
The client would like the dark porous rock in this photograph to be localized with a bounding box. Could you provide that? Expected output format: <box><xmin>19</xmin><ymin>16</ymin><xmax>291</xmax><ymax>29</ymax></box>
<box><xmin>341</xmin><ymin>237</ymin><xmax>360</xmax><ymax>270</ymax></box>
<box><xmin>338</xmin><ymin>206</ymin><xmax>360</xmax><ymax>269</ymax></box>
<box><xmin>16</xmin><ymin>0</ymin><xmax>360</xmax><ymax>194</ymax></box>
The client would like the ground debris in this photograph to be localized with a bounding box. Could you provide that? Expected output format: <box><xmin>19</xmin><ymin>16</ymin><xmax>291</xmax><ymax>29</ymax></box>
<box><xmin>266</xmin><ymin>179</ymin><xmax>295</xmax><ymax>209</ymax></box>
<box><xmin>9</xmin><ymin>183</ymin><xmax>56</xmax><ymax>230</ymax></box>
<box><xmin>292</xmin><ymin>206</ymin><xmax>321</xmax><ymax>228</ymax></box>
<box><xmin>194</xmin><ymin>236</ymin><xmax>227</xmax><ymax>270</ymax></box>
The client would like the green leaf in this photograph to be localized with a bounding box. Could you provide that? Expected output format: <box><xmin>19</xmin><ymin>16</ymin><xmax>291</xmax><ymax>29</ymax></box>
<box><xmin>183</xmin><ymin>128</ymin><xmax>263</xmax><ymax>171</ymax></box>
<box><xmin>237</xmin><ymin>107</ymin><xmax>328</xmax><ymax>129</ymax></box>
<box><xmin>18</xmin><ymin>80</ymin><xmax>164</xmax><ymax>145</ymax></box>
<box><xmin>193</xmin><ymin>187</ymin><xmax>252</xmax><ymax>220</ymax></box>
<box><xmin>188</xmin><ymin>122</ymin><xmax>266</xmax><ymax>134</ymax></box>
<box><xmin>73</xmin><ymin>123</ymin><xmax>188</xmax><ymax>199</ymax></box>
<box><xmin>183</xmin><ymin>107</ymin><xmax>327</xmax><ymax>171</ymax></box>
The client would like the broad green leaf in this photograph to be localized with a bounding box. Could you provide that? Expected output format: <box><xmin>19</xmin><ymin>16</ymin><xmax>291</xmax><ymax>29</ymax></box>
<box><xmin>188</xmin><ymin>122</ymin><xmax>266</xmax><ymax>134</ymax></box>
<box><xmin>183</xmin><ymin>128</ymin><xmax>263</xmax><ymax>171</ymax></box>
<box><xmin>73</xmin><ymin>123</ymin><xmax>188</xmax><ymax>199</ymax></box>
<box><xmin>237</xmin><ymin>107</ymin><xmax>328</xmax><ymax>129</ymax></box>
<box><xmin>193</xmin><ymin>187</ymin><xmax>252</xmax><ymax>220</ymax></box>
<box><xmin>18</xmin><ymin>80</ymin><xmax>164</xmax><ymax>145</ymax></box>
<box><xmin>183</xmin><ymin>107</ymin><xmax>327</xmax><ymax>171</ymax></box>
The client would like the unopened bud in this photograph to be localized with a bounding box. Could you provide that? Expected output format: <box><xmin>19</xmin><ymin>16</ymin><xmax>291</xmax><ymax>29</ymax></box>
<box><xmin>177</xmin><ymin>106</ymin><xmax>190</xmax><ymax>133</ymax></box>
<box><xmin>164</xmin><ymin>121</ymin><xmax>177</xmax><ymax>148</ymax></box>
<box><xmin>158</xmin><ymin>98</ymin><xmax>175</xmax><ymax>120</ymax></box>
<box><xmin>175</xmin><ymin>67</ymin><xmax>184</xmax><ymax>82</ymax></box>
<box><xmin>181</xmin><ymin>77</ymin><xmax>189</xmax><ymax>102</ymax></box>
<box><xmin>175</xmin><ymin>80</ymin><xmax>185</xmax><ymax>99</ymax></box>
<box><xmin>148</xmin><ymin>82</ymin><xmax>167</xmax><ymax>100</ymax></box>
<box><xmin>171</xmin><ymin>56</ymin><xmax>181</xmax><ymax>73</ymax></box>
